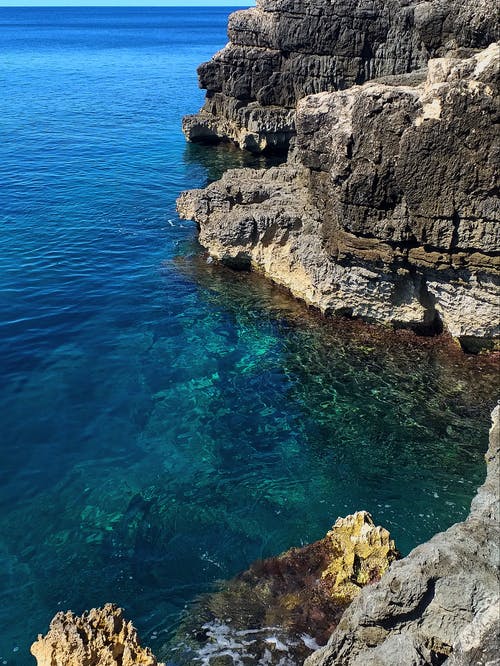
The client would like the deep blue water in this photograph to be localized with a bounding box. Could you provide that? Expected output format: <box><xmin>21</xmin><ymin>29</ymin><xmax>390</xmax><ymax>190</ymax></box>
<box><xmin>0</xmin><ymin>7</ymin><xmax>498</xmax><ymax>665</ymax></box>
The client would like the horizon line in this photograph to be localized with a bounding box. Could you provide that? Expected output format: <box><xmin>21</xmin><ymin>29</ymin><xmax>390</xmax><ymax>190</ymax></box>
<box><xmin>0</xmin><ymin>2</ymin><xmax>253</xmax><ymax>6</ymax></box>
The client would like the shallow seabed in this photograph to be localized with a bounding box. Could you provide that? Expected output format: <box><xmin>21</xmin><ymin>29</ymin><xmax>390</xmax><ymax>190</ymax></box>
<box><xmin>0</xmin><ymin>7</ymin><xmax>498</xmax><ymax>665</ymax></box>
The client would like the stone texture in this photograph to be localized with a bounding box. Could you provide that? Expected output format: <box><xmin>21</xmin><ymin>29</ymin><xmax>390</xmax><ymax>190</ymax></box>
<box><xmin>183</xmin><ymin>0</ymin><xmax>498</xmax><ymax>152</ymax></box>
<box><xmin>178</xmin><ymin>45</ymin><xmax>500</xmax><ymax>347</ymax></box>
<box><xmin>31</xmin><ymin>603</ymin><xmax>163</xmax><ymax>666</ymax></box>
<box><xmin>162</xmin><ymin>511</ymin><xmax>399</xmax><ymax>664</ymax></box>
<box><xmin>305</xmin><ymin>405</ymin><xmax>500</xmax><ymax>666</ymax></box>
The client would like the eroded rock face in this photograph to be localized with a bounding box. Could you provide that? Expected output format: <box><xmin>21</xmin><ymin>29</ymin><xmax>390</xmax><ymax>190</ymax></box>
<box><xmin>162</xmin><ymin>511</ymin><xmax>399</xmax><ymax>664</ymax></box>
<box><xmin>183</xmin><ymin>0</ymin><xmax>497</xmax><ymax>152</ymax></box>
<box><xmin>305</xmin><ymin>405</ymin><xmax>500</xmax><ymax>666</ymax></box>
<box><xmin>31</xmin><ymin>603</ymin><xmax>163</xmax><ymax>666</ymax></box>
<box><xmin>178</xmin><ymin>45</ymin><xmax>500</xmax><ymax>347</ymax></box>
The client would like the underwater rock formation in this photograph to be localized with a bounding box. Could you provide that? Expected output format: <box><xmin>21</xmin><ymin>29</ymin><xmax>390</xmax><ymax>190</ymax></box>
<box><xmin>183</xmin><ymin>0</ymin><xmax>498</xmax><ymax>153</ymax></box>
<box><xmin>178</xmin><ymin>44</ymin><xmax>500</xmax><ymax>348</ymax></box>
<box><xmin>31</xmin><ymin>603</ymin><xmax>163</xmax><ymax>666</ymax></box>
<box><xmin>305</xmin><ymin>405</ymin><xmax>500</xmax><ymax>666</ymax></box>
<box><xmin>161</xmin><ymin>511</ymin><xmax>399</xmax><ymax>664</ymax></box>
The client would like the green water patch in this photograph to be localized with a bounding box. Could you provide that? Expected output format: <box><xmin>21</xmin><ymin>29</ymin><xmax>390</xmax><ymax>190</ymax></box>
<box><xmin>2</xmin><ymin>250</ymin><xmax>497</xmax><ymax>664</ymax></box>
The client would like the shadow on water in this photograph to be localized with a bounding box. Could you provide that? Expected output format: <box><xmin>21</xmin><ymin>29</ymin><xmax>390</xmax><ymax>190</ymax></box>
<box><xmin>182</xmin><ymin>141</ymin><xmax>285</xmax><ymax>186</ymax></box>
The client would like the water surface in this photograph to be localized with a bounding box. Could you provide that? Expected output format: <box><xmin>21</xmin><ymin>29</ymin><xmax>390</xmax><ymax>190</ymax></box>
<box><xmin>0</xmin><ymin>8</ymin><xmax>497</xmax><ymax>665</ymax></box>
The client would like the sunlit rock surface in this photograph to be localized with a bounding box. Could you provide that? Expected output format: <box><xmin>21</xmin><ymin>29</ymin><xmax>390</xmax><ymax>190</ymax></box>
<box><xmin>160</xmin><ymin>511</ymin><xmax>399</xmax><ymax>664</ymax></box>
<box><xmin>31</xmin><ymin>604</ymin><xmax>163</xmax><ymax>666</ymax></box>
<box><xmin>178</xmin><ymin>45</ymin><xmax>500</xmax><ymax>347</ymax></box>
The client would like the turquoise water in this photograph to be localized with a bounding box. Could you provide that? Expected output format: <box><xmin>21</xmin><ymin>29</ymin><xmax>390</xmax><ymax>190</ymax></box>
<box><xmin>0</xmin><ymin>8</ymin><xmax>498</xmax><ymax>665</ymax></box>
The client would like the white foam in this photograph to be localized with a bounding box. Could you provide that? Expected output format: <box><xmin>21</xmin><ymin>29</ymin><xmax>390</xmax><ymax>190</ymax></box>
<box><xmin>183</xmin><ymin>619</ymin><xmax>300</xmax><ymax>665</ymax></box>
<box><xmin>300</xmin><ymin>633</ymin><xmax>322</xmax><ymax>651</ymax></box>
<box><xmin>265</xmin><ymin>636</ymin><xmax>288</xmax><ymax>651</ymax></box>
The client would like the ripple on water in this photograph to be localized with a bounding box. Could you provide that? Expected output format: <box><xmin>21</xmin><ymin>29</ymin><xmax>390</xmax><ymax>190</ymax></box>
<box><xmin>0</xmin><ymin>7</ymin><xmax>499</xmax><ymax>666</ymax></box>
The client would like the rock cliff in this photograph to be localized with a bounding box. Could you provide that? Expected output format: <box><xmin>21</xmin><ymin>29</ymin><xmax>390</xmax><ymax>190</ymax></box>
<box><xmin>183</xmin><ymin>0</ymin><xmax>498</xmax><ymax>153</ymax></box>
<box><xmin>305</xmin><ymin>404</ymin><xmax>500</xmax><ymax>666</ymax></box>
<box><xmin>178</xmin><ymin>44</ymin><xmax>500</xmax><ymax>348</ymax></box>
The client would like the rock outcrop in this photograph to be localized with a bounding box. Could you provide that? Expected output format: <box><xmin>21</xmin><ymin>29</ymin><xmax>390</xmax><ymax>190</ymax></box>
<box><xmin>31</xmin><ymin>406</ymin><xmax>500</xmax><ymax>666</ymax></box>
<box><xmin>31</xmin><ymin>603</ymin><xmax>163</xmax><ymax>666</ymax></box>
<box><xmin>178</xmin><ymin>44</ymin><xmax>500</xmax><ymax>348</ymax></box>
<box><xmin>162</xmin><ymin>511</ymin><xmax>399</xmax><ymax>664</ymax></box>
<box><xmin>305</xmin><ymin>405</ymin><xmax>500</xmax><ymax>666</ymax></box>
<box><xmin>183</xmin><ymin>0</ymin><xmax>498</xmax><ymax>153</ymax></box>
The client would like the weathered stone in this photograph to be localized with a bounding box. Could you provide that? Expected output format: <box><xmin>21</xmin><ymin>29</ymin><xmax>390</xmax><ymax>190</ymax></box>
<box><xmin>305</xmin><ymin>405</ymin><xmax>500</xmax><ymax>665</ymax></box>
<box><xmin>178</xmin><ymin>45</ymin><xmax>500</xmax><ymax>346</ymax></box>
<box><xmin>183</xmin><ymin>0</ymin><xmax>498</xmax><ymax>152</ymax></box>
<box><xmin>321</xmin><ymin>513</ymin><xmax>399</xmax><ymax>604</ymax></box>
<box><xmin>31</xmin><ymin>603</ymin><xmax>163</xmax><ymax>666</ymax></box>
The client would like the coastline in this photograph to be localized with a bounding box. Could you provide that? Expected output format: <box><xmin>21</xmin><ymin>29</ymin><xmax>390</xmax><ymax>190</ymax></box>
<box><xmin>305</xmin><ymin>404</ymin><xmax>500</xmax><ymax>665</ymax></box>
<box><xmin>175</xmin><ymin>0</ymin><xmax>500</xmax><ymax>661</ymax></box>
<box><xmin>19</xmin><ymin>1</ymin><xmax>500</xmax><ymax>664</ymax></box>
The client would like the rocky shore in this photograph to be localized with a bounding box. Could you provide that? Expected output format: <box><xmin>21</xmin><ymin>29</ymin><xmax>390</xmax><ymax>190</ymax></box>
<box><xmin>30</xmin><ymin>1</ymin><xmax>499</xmax><ymax>663</ymax></box>
<box><xmin>178</xmin><ymin>0</ymin><xmax>499</xmax><ymax>349</ymax></box>
<box><xmin>178</xmin><ymin>45</ymin><xmax>499</xmax><ymax>349</ymax></box>
<box><xmin>161</xmin><ymin>511</ymin><xmax>399</xmax><ymax>664</ymax></box>
<box><xmin>305</xmin><ymin>404</ymin><xmax>500</xmax><ymax>665</ymax></box>
<box><xmin>31</xmin><ymin>407</ymin><xmax>499</xmax><ymax>665</ymax></box>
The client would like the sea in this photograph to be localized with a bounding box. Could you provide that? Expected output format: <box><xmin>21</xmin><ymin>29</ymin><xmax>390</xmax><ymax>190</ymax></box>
<box><xmin>0</xmin><ymin>7</ymin><xmax>498</xmax><ymax>665</ymax></box>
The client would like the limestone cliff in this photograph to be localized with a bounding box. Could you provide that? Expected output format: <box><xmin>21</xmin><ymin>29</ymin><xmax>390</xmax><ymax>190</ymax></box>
<box><xmin>183</xmin><ymin>0</ymin><xmax>498</xmax><ymax>153</ymax></box>
<box><xmin>305</xmin><ymin>404</ymin><xmax>500</xmax><ymax>666</ymax></box>
<box><xmin>178</xmin><ymin>44</ymin><xmax>500</xmax><ymax>348</ymax></box>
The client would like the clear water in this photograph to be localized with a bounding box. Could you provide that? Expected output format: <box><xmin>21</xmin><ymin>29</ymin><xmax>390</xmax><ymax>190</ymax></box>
<box><xmin>0</xmin><ymin>8</ymin><xmax>498</xmax><ymax>665</ymax></box>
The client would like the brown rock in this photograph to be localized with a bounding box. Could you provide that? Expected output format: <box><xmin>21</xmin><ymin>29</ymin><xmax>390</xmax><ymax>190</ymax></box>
<box><xmin>162</xmin><ymin>511</ymin><xmax>399</xmax><ymax>664</ymax></box>
<box><xmin>31</xmin><ymin>603</ymin><xmax>163</xmax><ymax>666</ymax></box>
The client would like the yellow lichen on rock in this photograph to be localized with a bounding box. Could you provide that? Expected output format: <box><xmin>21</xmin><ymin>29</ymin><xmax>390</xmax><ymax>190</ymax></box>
<box><xmin>31</xmin><ymin>603</ymin><xmax>163</xmax><ymax>666</ymax></box>
<box><xmin>321</xmin><ymin>511</ymin><xmax>399</xmax><ymax>603</ymax></box>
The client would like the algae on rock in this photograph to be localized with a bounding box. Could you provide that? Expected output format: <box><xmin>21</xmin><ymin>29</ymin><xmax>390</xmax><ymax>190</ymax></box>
<box><xmin>160</xmin><ymin>511</ymin><xmax>399</xmax><ymax>664</ymax></box>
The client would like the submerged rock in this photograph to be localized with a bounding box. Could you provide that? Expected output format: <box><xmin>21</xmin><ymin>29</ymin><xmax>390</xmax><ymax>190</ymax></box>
<box><xmin>161</xmin><ymin>511</ymin><xmax>399</xmax><ymax>664</ymax></box>
<box><xmin>31</xmin><ymin>603</ymin><xmax>163</xmax><ymax>666</ymax></box>
<box><xmin>305</xmin><ymin>405</ymin><xmax>500</xmax><ymax>666</ymax></box>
